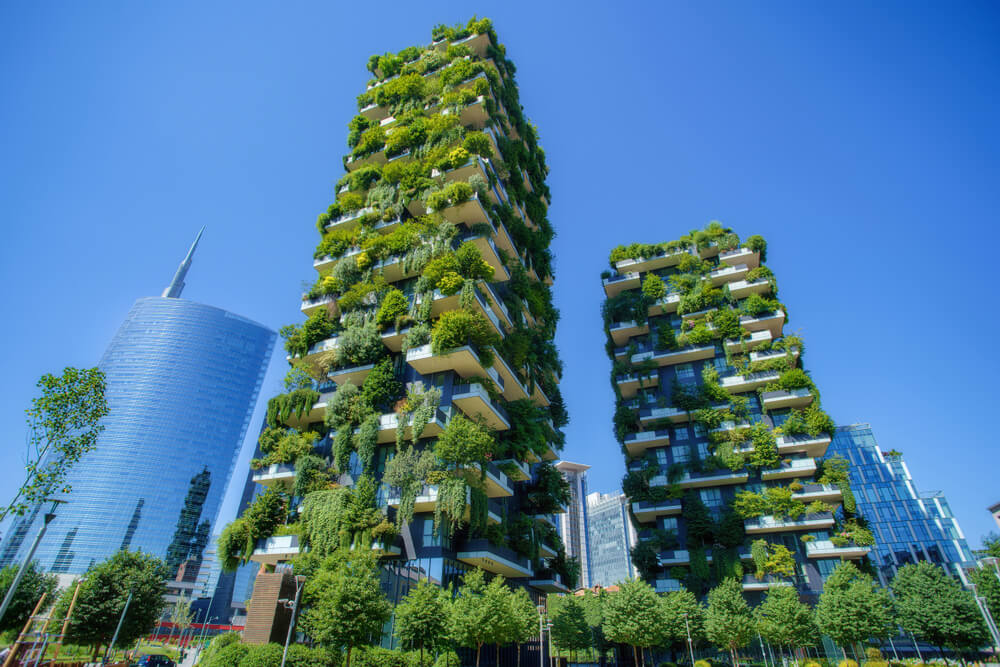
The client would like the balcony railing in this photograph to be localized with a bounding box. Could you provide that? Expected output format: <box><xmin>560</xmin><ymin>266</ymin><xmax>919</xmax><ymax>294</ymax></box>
<box><xmin>456</xmin><ymin>538</ymin><xmax>533</xmax><ymax>578</ymax></box>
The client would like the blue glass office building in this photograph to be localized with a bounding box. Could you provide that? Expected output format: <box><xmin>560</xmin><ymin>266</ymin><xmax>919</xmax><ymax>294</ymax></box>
<box><xmin>827</xmin><ymin>423</ymin><xmax>975</xmax><ymax>585</ymax></box>
<box><xmin>0</xmin><ymin>235</ymin><xmax>275</xmax><ymax>576</ymax></box>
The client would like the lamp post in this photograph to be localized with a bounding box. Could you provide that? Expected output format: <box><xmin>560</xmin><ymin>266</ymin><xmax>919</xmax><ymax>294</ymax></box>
<box><xmin>0</xmin><ymin>499</ymin><xmax>64</xmax><ymax>625</ymax></box>
<box><xmin>104</xmin><ymin>587</ymin><xmax>134</xmax><ymax>665</ymax></box>
<box><xmin>683</xmin><ymin>613</ymin><xmax>695</xmax><ymax>666</ymax></box>
<box><xmin>537</xmin><ymin>604</ymin><xmax>546</xmax><ymax>667</ymax></box>
<box><xmin>968</xmin><ymin>580</ymin><xmax>1000</xmax><ymax>657</ymax></box>
<box><xmin>278</xmin><ymin>575</ymin><xmax>306</xmax><ymax>667</ymax></box>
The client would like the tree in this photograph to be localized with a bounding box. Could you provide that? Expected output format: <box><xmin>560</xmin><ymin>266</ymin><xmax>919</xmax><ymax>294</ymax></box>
<box><xmin>969</xmin><ymin>566</ymin><xmax>1000</xmax><ymax>626</ymax></box>
<box><xmin>814</xmin><ymin>561</ymin><xmax>893</xmax><ymax>658</ymax></box>
<box><xmin>602</xmin><ymin>578</ymin><xmax>662</xmax><ymax>667</ymax></box>
<box><xmin>395</xmin><ymin>580</ymin><xmax>451</xmax><ymax>667</ymax></box>
<box><xmin>659</xmin><ymin>590</ymin><xmax>704</xmax><ymax>656</ymax></box>
<box><xmin>170</xmin><ymin>592</ymin><xmax>194</xmax><ymax>644</ymax></box>
<box><xmin>704</xmin><ymin>577</ymin><xmax>754</xmax><ymax>667</ymax></box>
<box><xmin>892</xmin><ymin>562</ymin><xmax>988</xmax><ymax>658</ymax></box>
<box><xmin>508</xmin><ymin>588</ymin><xmax>539</xmax><ymax>667</ymax></box>
<box><xmin>579</xmin><ymin>590</ymin><xmax>611</xmax><ymax>666</ymax></box>
<box><xmin>754</xmin><ymin>586</ymin><xmax>816</xmax><ymax>655</ymax></box>
<box><xmin>298</xmin><ymin>553</ymin><xmax>392</xmax><ymax>667</ymax></box>
<box><xmin>550</xmin><ymin>595</ymin><xmax>591</xmax><ymax>662</ymax></box>
<box><xmin>0</xmin><ymin>561</ymin><xmax>57</xmax><ymax>633</ymax></box>
<box><xmin>979</xmin><ymin>532</ymin><xmax>1000</xmax><ymax>560</ymax></box>
<box><xmin>52</xmin><ymin>550</ymin><xmax>167</xmax><ymax>659</ymax></box>
<box><xmin>4</xmin><ymin>367</ymin><xmax>108</xmax><ymax>522</ymax></box>
<box><xmin>451</xmin><ymin>569</ymin><xmax>510</xmax><ymax>667</ymax></box>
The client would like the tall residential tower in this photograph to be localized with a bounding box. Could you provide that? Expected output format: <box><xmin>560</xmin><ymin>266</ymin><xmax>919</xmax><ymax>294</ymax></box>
<box><xmin>228</xmin><ymin>18</ymin><xmax>571</xmax><ymax>653</ymax></box>
<box><xmin>602</xmin><ymin>224</ymin><xmax>869</xmax><ymax>600</ymax></box>
<box><xmin>0</xmin><ymin>232</ymin><xmax>275</xmax><ymax>576</ymax></box>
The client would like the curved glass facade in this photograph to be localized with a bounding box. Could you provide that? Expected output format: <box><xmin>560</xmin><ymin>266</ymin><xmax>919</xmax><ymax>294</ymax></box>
<box><xmin>0</xmin><ymin>297</ymin><xmax>274</xmax><ymax>575</ymax></box>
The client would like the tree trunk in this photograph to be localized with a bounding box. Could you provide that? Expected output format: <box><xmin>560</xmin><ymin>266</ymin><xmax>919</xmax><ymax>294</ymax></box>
<box><xmin>517</xmin><ymin>641</ymin><xmax>522</xmax><ymax>667</ymax></box>
<box><xmin>731</xmin><ymin>646</ymin><xmax>738</xmax><ymax>667</ymax></box>
<box><xmin>477</xmin><ymin>642</ymin><xmax>482</xmax><ymax>667</ymax></box>
<box><xmin>91</xmin><ymin>644</ymin><xmax>101</xmax><ymax>661</ymax></box>
<box><xmin>347</xmin><ymin>645</ymin><xmax>353</xmax><ymax>667</ymax></box>
<box><xmin>632</xmin><ymin>645</ymin><xmax>638</xmax><ymax>667</ymax></box>
<box><xmin>939</xmin><ymin>646</ymin><xmax>948</xmax><ymax>666</ymax></box>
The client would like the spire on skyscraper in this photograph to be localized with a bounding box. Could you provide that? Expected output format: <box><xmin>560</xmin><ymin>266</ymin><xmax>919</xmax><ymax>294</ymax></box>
<box><xmin>162</xmin><ymin>227</ymin><xmax>205</xmax><ymax>298</ymax></box>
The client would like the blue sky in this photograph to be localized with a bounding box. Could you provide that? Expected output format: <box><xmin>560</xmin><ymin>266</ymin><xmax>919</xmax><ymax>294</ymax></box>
<box><xmin>2</xmin><ymin>1</ymin><xmax>998</xmax><ymax>547</ymax></box>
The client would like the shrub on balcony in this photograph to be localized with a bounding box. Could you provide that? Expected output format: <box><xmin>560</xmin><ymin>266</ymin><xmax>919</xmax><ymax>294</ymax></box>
<box><xmin>427</xmin><ymin>180</ymin><xmax>474</xmax><ymax>210</ymax></box>
<box><xmin>747</xmin><ymin>423</ymin><xmax>779</xmax><ymax>469</ymax></box>
<box><xmin>401</xmin><ymin>323</ymin><xmax>431</xmax><ymax>353</ymax></box>
<box><xmin>711</xmin><ymin>308</ymin><xmax>742</xmax><ymax>341</ymax></box>
<box><xmin>360</xmin><ymin>358</ymin><xmax>403</xmax><ymax>414</ymax></box>
<box><xmin>745</xmin><ymin>235</ymin><xmax>768</xmax><ymax>262</ymax></box>
<box><xmin>740</xmin><ymin>294</ymin><xmax>781</xmax><ymax>317</ymax></box>
<box><xmin>462</xmin><ymin>132</ymin><xmax>493</xmax><ymax>158</ymax></box>
<box><xmin>335</xmin><ymin>321</ymin><xmax>385</xmax><ymax>369</ymax></box>
<box><xmin>430</xmin><ymin>310</ymin><xmax>499</xmax><ymax>364</ymax></box>
<box><xmin>352</xmin><ymin>126</ymin><xmax>387</xmax><ymax>158</ymax></box>
<box><xmin>376</xmin><ymin>288</ymin><xmax>409</xmax><ymax>328</ymax></box>
<box><xmin>254</xmin><ymin>427</ymin><xmax>320</xmax><ymax>468</ymax></box>
<box><xmin>654</xmin><ymin>325</ymin><xmax>679</xmax><ymax>351</ymax></box>
<box><xmin>434</xmin><ymin>414</ymin><xmax>494</xmax><ymax>468</ymax></box>
<box><xmin>525</xmin><ymin>462</ymin><xmax>571</xmax><ymax>514</ymax></box>
<box><xmin>677</xmin><ymin>281</ymin><xmax>724</xmax><ymax>315</ymax></box>
<box><xmin>266</xmin><ymin>389</ymin><xmax>321</xmax><ymax>428</ymax></box>
<box><xmin>641</xmin><ymin>274</ymin><xmax>667</xmax><ymax>299</ymax></box>
<box><xmin>281</xmin><ymin>309</ymin><xmax>339</xmax><ymax>358</ymax></box>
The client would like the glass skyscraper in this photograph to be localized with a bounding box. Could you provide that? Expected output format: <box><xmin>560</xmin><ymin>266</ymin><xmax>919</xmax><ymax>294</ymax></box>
<box><xmin>556</xmin><ymin>461</ymin><xmax>591</xmax><ymax>589</ymax></box>
<box><xmin>586</xmin><ymin>492</ymin><xmax>636</xmax><ymax>587</ymax></box>
<box><xmin>0</xmin><ymin>232</ymin><xmax>275</xmax><ymax>576</ymax></box>
<box><xmin>827</xmin><ymin>423</ymin><xmax>975</xmax><ymax>585</ymax></box>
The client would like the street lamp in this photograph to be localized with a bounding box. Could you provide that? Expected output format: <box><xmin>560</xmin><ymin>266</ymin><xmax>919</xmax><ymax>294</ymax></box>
<box><xmin>278</xmin><ymin>575</ymin><xmax>306</xmax><ymax>667</ymax></box>
<box><xmin>683</xmin><ymin>613</ymin><xmax>695</xmax><ymax>666</ymax></box>
<box><xmin>967</xmin><ymin>580</ymin><xmax>1000</xmax><ymax>657</ymax></box>
<box><xmin>0</xmin><ymin>499</ymin><xmax>65</xmax><ymax>624</ymax></box>
<box><xmin>537</xmin><ymin>604</ymin><xmax>546</xmax><ymax>667</ymax></box>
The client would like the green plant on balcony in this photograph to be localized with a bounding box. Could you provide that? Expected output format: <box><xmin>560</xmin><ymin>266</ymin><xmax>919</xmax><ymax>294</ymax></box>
<box><xmin>281</xmin><ymin>309</ymin><xmax>339</xmax><ymax>358</ymax></box>
<box><xmin>252</xmin><ymin>427</ymin><xmax>320</xmax><ymax>469</ymax></box>
<box><xmin>629</xmin><ymin>541</ymin><xmax>660</xmax><ymax>580</ymax></box>
<box><xmin>375</xmin><ymin>288</ymin><xmax>410</xmax><ymax>329</ymax></box>
<box><xmin>745</xmin><ymin>235</ymin><xmax>768</xmax><ymax>261</ymax></box>
<box><xmin>329</xmin><ymin>319</ymin><xmax>385</xmax><ymax>371</ymax></box>
<box><xmin>747</xmin><ymin>422</ymin><xmax>780</xmax><ymax>469</ymax></box>
<box><xmin>655</xmin><ymin>325</ymin><xmax>679</xmax><ymax>351</ymax></box>
<box><xmin>641</xmin><ymin>274</ymin><xmax>667</xmax><ymax>299</ymax></box>
<box><xmin>525</xmin><ymin>462</ymin><xmax>571</xmax><ymax>514</ymax></box>
<box><xmin>266</xmin><ymin>388</ymin><xmax>321</xmax><ymax>428</ymax></box>
<box><xmin>430</xmin><ymin>309</ymin><xmax>499</xmax><ymax>366</ymax></box>
<box><xmin>740</xmin><ymin>293</ymin><xmax>782</xmax><ymax>318</ymax></box>
<box><xmin>750</xmin><ymin>539</ymin><xmax>795</xmax><ymax>580</ymax></box>
<box><xmin>218</xmin><ymin>487</ymin><xmax>289</xmax><ymax>571</ymax></box>
<box><xmin>293</xmin><ymin>454</ymin><xmax>334</xmax><ymax>498</ymax></box>
<box><xmin>678</xmin><ymin>280</ymin><xmax>725</xmax><ymax>315</ymax></box>
<box><xmin>733</xmin><ymin>486</ymin><xmax>806</xmax><ymax>521</ymax></box>
<box><xmin>401</xmin><ymin>323</ymin><xmax>431</xmax><ymax>353</ymax></box>
<box><xmin>360</xmin><ymin>358</ymin><xmax>403</xmax><ymax>414</ymax></box>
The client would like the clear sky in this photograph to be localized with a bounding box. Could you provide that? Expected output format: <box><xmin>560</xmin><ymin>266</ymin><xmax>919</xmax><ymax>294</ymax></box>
<box><xmin>2</xmin><ymin>1</ymin><xmax>998</xmax><ymax>549</ymax></box>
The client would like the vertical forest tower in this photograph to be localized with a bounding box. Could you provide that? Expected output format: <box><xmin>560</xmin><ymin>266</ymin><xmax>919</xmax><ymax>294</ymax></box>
<box><xmin>602</xmin><ymin>224</ymin><xmax>873</xmax><ymax>601</ymax></box>
<box><xmin>229</xmin><ymin>17</ymin><xmax>573</xmax><ymax>643</ymax></box>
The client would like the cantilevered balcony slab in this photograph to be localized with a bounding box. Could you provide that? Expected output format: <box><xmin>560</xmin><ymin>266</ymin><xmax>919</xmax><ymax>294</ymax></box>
<box><xmin>491</xmin><ymin>353</ymin><xmax>530</xmax><ymax>402</ymax></box>
<box><xmin>719</xmin><ymin>247</ymin><xmax>760</xmax><ymax>269</ymax></box>
<box><xmin>381</xmin><ymin>325</ymin><xmax>410</xmax><ymax>353</ymax></box>
<box><xmin>454</xmin><ymin>232</ymin><xmax>509</xmax><ymax>280</ymax></box>
<box><xmin>740</xmin><ymin>311</ymin><xmax>785</xmax><ymax>338</ymax></box>
<box><xmin>632</xmin><ymin>345</ymin><xmax>715</xmax><ymax>368</ymax></box>
<box><xmin>252</xmin><ymin>463</ymin><xmax>297</xmax><ymax>490</ymax></box>
<box><xmin>447</xmin><ymin>31</ymin><xmax>491</xmax><ymax>58</ymax></box>
<box><xmin>631</xmin><ymin>498</ymin><xmax>682</xmax><ymax>522</ymax></box>
<box><xmin>482</xmin><ymin>462</ymin><xmax>514</xmax><ymax>498</ymax></box>
<box><xmin>749</xmin><ymin>347</ymin><xmax>800</xmax><ymax>365</ymax></box>
<box><xmin>457</xmin><ymin>538</ymin><xmax>533</xmax><ymax>578</ymax></box>
<box><xmin>478</xmin><ymin>282</ymin><xmax>513</xmax><ymax>331</ymax></box>
<box><xmin>720</xmin><ymin>371</ymin><xmax>780</xmax><ymax>394</ymax></box>
<box><xmin>324</xmin><ymin>207</ymin><xmax>375</xmax><ymax>233</ymax></box>
<box><xmin>609</xmin><ymin>320</ymin><xmax>649</xmax><ymax>346</ymax></box>
<box><xmin>658</xmin><ymin>550</ymin><xmax>690</xmax><ymax>566</ymax></box>
<box><xmin>406</xmin><ymin>344</ymin><xmax>493</xmax><ymax>380</ymax></box>
<box><xmin>603</xmin><ymin>272</ymin><xmax>641</xmax><ymax>298</ymax></box>
<box><xmin>452</xmin><ymin>383</ymin><xmax>510</xmax><ymax>430</ymax></box>
<box><xmin>495</xmin><ymin>458</ymin><xmax>530</xmax><ymax>482</ymax></box>
<box><xmin>776</xmin><ymin>435</ymin><xmax>832</xmax><ymax>457</ymax></box>
<box><xmin>725</xmin><ymin>330</ymin><xmax>772</xmax><ymax>353</ymax></box>
<box><xmin>727</xmin><ymin>279</ymin><xmax>771</xmax><ymax>300</ymax></box>
<box><xmin>614</xmin><ymin>250</ymin><xmax>690</xmax><ymax>274</ymax></box>
<box><xmin>741</xmin><ymin>574</ymin><xmax>792</xmax><ymax>591</ymax></box>
<box><xmin>290</xmin><ymin>335</ymin><xmax>340</xmax><ymax>376</ymax></box>
<box><xmin>709</xmin><ymin>263</ymin><xmax>749</xmax><ymax>286</ymax></box>
<box><xmin>530</xmin><ymin>381</ymin><xmax>551</xmax><ymax>408</ymax></box>
<box><xmin>530</xmin><ymin>574</ymin><xmax>570</xmax><ymax>594</ymax></box>
<box><xmin>433</xmin><ymin>193</ymin><xmax>491</xmax><ymax>227</ymax></box>
<box><xmin>440</xmin><ymin>95</ymin><xmax>490</xmax><ymax>128</ymax></box>
<box><xmin>301</xmin><ymin>294</ymin><xmax>339</xmax><ymax>318</ymax></box>
<box><xmin>418</xmin><ymin>290</ymin><xmax>505</xmax><ymax>339</ymax></box>
<box><xmin>374</xmin><ymin>409</ymin><xmax>448</xmax><ymax>444</ymax></box>
<box><xmin>624</xmin><ymin>429</ymin><xmax>670</xmax><ymax>457</ymax></box>
<box><xmin>675</xmin><ymin>469</ymin><xmax>749</xmax><ymax>489</ymax></box>
<box><xmin>647</xmin><ymin>293</ymin><xmax>682</xmax><ymax>316</ymax></box>
<box><xmin>345</xmin><ymin>149</ymin><xmax>390</xmax><ymax>172</ymax></box>
<box><xmin>250</xmin><ymin>535</ymin><xmax>300</xmax><ymax>566</ymax></box>
<box><xmin>792</xmin><ymin>483</ymin><xmax>842</xmax><ymax>505</ymax></box>
<box><xmin>639</xmin><ymin>405</ymin><xmax>690</xmax><ymax>426</ymax></box>
<box><xmin>616</xmin><ymin>372</ymin><xmax>659</xmax><ymax>399</ymax></box>
<box><xmin>744</xmin><ymin>512</ymin><xmax>834</xmax><ymax>534</ymax></box>
<box><xmin>761</xmin><ymin>388</ymin><xmax>814</xmax><ymax>410</ymax></box>
<box><xmin>539</xmin><ymin>541</ymin><xmax>558</xmax><ymax>559</ymax></box>
<box><xmin>359</xmin><ymin>102</ymin><xmax>390</xmax><ymax>122</ymax></box>
<box><xmin>805</xmin><ymin>540</ymin><xmax>871</xmax><ymax>560</ymax></box>
<box><xmin>761</xmin><ymin>457</ymin><xmax>817</xmax><ymax>481</ymax></box>
<box><xmin>330</xmin><ymin>362</ymin><xmax>375</xmax><ymax>388</ymax></box>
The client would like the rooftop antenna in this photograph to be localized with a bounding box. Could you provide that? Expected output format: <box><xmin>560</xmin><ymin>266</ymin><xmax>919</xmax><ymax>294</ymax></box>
<box><xmin>162</xmin><ymin>227</ymin><xmax>205</xmax><ymax>298</ymax></box>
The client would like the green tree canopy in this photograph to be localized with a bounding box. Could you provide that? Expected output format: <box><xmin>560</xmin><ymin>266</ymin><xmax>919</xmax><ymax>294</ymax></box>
<box><xmin>550</xmin><ymin>594</ymin><xmax>591</xmax><ymax>658</ymax></box>
<box><xmin>394</xmin><ymin>579</ymin><xmax>451</xmax><ymax>667</ymax></box>
<box><xmin>659</xmin><ymin>589</ymin><xmax>705</xmax><ymax>650</ymax></box>
<box><xmin>892</xmin><ymin>562</ymin><xmax>988</xmax><ymax>655</ymax></box>
<box><xmin>754</xmin><ymin>585</ymin><xmax>817</xmax><ymax>652</ymax></box>
<box><xmin>602</xmin><ymin>578</ymin><xmax>663</xmax><ymax>666</ymax></box>
<box><xmin>5</xmin><ymin>367</ymin><xmax>108</xmax><ymax>522</ymax></box>
<box><xmin>450</xmin><ymin>569</ymin><xmax>511</xmax><ymax>667</ymax></box>
<box><xmin>298</xmin><ymin>553</ymin><xmax>392</xmax><ymax>667</ymax></box>
<box><xmin>508</xmin><ymin>587</ymin><xmax>540</xmax><ymax>667</ymax></box>
<box><xmin>815</xmin><ymin>561</ymin><xmax>893</xmax><ymax>655</ymax></box>
<box><xmin>969</xmin><ymin>566</ymin><xmax>1000</xmax><ymax>627</ymax></box>
<box><xmin>0</xmin><ymin>561</ymin><xmax>57</xmax><ymax>633</ymax></box>
<box><xmin>53</xmin><ymin>550</ymin><xmax>168</xmax><ymax>653</ymax></box>
<box><xmin>704</xmin><ymin>577</ymin><xmax>754</xmax><ymax>666</ymax></box>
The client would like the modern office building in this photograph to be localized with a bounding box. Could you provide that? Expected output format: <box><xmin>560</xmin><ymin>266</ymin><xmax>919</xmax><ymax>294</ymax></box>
<box><xmin>989</xmin><ymin>502</ymin><xmax>1000</xmax><ymax>532</ymax></box>
<box><xmin>586</xmin><ymin>491</ymin><xmax>636</xmax><ymax>587</ymax></box>
<box><xmin>828</xmin><ymin>423</ymin><xmax>975</xmax><ymax>585</ymax></box>
<box><xmin>234</xmin><ymin>18</ymin><xmax>568</xmax><ymax>661</ymax></box>
<box><xmin>556</xmin><ymin>461</ymin><xmax>591</xmax><ymax>589</ymax></box>
<box><xmin>0</xmin><ymin>231</ymin><xmax>275</xmax><ymax>577</ymax></box>
<box><xmin>602</xmin><ymin>224</ymin><xmax>867</xmax><ymax>601</ymax></box>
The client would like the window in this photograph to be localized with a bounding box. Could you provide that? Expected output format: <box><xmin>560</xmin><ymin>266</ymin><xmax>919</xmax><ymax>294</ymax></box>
<box><xmin>673</xmin><ymin>445</ymin><xmax>690</xmax><ymax>463</ymax></box>
<box><xmin>673</xmin><ymin>427</ymin><xmax>689</xmax><ymax>441</ymax></box>
<box><xmin>660</xmin><ymin>517</ymin><xmax>678</xmax><ymax>532</ymax></box>
<box><xmin>423</xmin><ymin>518</ymin><xmax>443</xmax><ymax>547</ymax></box>
<box><xmin>697</xmin><ymin>442</ymin><xmax>710</xmax><ymax>459</ymax></box>
<box><xmin>713</xmin><ymin>356</ymin><xmax>730</xmax><ymax>375</ymax></box>
<box><xmin>693</xmin><ymin>423</ymin><xmax>706</xmax><ymax>438</ymax></box>
<box><xmin>700</xmin><ymin>488</ymin><xmax>723</xmax><ymax>510</ymax></box>
<box><xmin>655</xmin><ymin>449</ymin><xmax>668</xmax><ymax>466</ymax></box>
<box><xmin>675</xmin><ymin>363</ymin><xmax>696</xmax><ymax>383</ymax></box>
